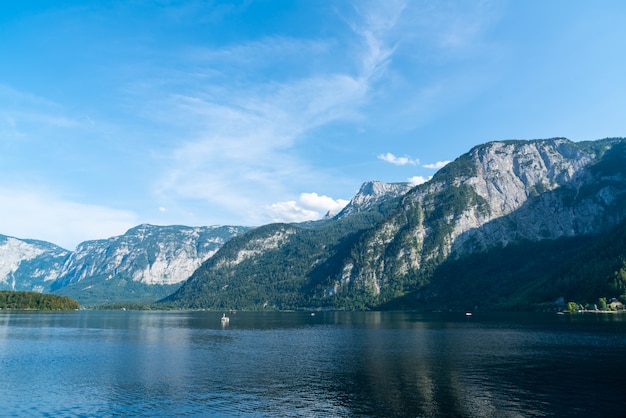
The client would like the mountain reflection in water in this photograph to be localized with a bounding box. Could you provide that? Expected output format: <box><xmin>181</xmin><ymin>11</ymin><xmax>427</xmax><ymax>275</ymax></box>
<box><xmin>1</xmin><ymin>310</ymin><xmax>625</xmax><ymax>417</ymax></box>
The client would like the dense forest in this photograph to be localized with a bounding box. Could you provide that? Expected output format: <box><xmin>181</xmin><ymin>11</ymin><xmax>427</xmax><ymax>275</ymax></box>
<box><xmin>0</xmin><ymin>291</ymin><xmax>80</xmax><ymax>310</ymax></box>
<box><xmin>381</xmin><ymin>220</ymin><xmax>626</xmax><ymax>312</ymax></box>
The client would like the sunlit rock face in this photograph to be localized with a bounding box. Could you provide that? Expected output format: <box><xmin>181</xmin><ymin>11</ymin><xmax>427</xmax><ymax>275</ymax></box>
<box><xmin>0</xmin><ymin>225</ymin><xmax>250</xmax><ymax>294</ymax></box>
<box><xmin>334</xmin><ymin>138</ymin><xmax>626</xmax><ymax>297</ymax></box>
<box><xmin>54</xmin><ymin>224</ymin><xmax>251</xmax><ymax>287</ymax></box>
<box><xmin>0</xmin><ymin>235</ymin><xmax>68</xmax><ymax>292</ymax></box>
<box><xmin>336</xmin><ymin>180</ymin><xmax>413</xmax><ymax>218</ymax></box>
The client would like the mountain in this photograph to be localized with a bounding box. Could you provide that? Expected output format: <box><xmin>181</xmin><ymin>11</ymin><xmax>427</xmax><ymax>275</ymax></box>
<box><xmin>161</xmin><ymin>180</ymin><xmax>410</xmax><ymax>309</ymax></box>
<box><xmin>335</xmin><ymin>181</ymin><xmax>413</xmax><ymax>218</ymax></box>
<box><xmin>0</xmin><ymin>224</ymin><xmax>250</xmax><ymax>306</ymax></box>
<box><xmin>162</xmin><ymin>137</ymin><xmax>626</xmax><ymax>311</ymax></box>
<box><xmin>0</xmin><ymin>235</ymin><xmax>69</xmax><ymax>292</ymax></box>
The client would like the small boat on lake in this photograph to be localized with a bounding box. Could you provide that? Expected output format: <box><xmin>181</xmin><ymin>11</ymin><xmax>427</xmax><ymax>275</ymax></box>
<box><xmin>221</xmin><ymin>313</ymin><xmax>229</xmax><ymax>325</ymax></box>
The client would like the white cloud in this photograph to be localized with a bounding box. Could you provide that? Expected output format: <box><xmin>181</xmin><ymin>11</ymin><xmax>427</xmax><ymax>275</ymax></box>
<box><xmin>408</xmin><ymin>176</ymin><xmax>430</xmax><ymax>186</ymax></box>
<box><xmin>299</xmin><ymin>192</ymin><xmax>350</xmax><ymax>214</ymax></box>
<box><xmin>378</xmin><ymin>152</ymin><xmax>419</xmax><ymax>166</ymax></box>
<box><xmin>266</xmin><ymin>193</ymin><xmax>349</xmax><ymax>223</ymax></box>
<box><xmin>423</xmin><ymin>160</ymin><xmax>451</xmax><ymax>169</ymax></box>
<box><xmin>0</xmin><ymin>187</ymin><xmax>138</xmax><ymax>250</ymax></box>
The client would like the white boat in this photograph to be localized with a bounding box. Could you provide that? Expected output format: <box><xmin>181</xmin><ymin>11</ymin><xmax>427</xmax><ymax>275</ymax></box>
<box><xmin>221</xmin><ymin>313</ymin><xmax>229</xmax><ymax>325</ymax></box>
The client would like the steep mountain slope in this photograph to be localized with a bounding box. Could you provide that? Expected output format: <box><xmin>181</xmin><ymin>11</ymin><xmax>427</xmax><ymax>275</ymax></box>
<box><xmin>398</xmin><ymin>217</ymin><xmax>626</xmax><ymax>312</ymax></box>
<box><xmin>163</xmin><ymin>137</ymin><xmax>626</xmax><ymax>310</ymax></box>
<box><xmin>51</xmin><ymin>224</ymin><xmax>250</xmax><ymax>305</ymax></box>
<box><xmin>161</xmin><ymin>181</ymin><xmax>409</xmax><ymax>309</ymax></box>
<box><xmin>0</xmin><ymin>235</ymin><xmax>69</xmax><ymax>292</ymax></box>
<box><xmin>323</xmin><ymin>138</ymin><xmax>626</xmax><ymax>308</ymax></box>
<box><xmin>0</xmin><ymin>225</ymin><xmax>250</xmax><ymax>305</ymax></box>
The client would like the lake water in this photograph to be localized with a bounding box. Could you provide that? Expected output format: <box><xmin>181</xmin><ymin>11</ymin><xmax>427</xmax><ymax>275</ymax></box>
<box><xmin>1</xmin><ymin>310</ymin><xmax>625</xmax><ymax>417</ymax></box>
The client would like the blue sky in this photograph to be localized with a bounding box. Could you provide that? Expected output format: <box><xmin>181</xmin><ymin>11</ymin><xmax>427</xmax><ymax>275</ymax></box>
<box><xmin>1</xmin><ymin>0</ymin><xmax>625</xmax><ymax>250</ymax></box>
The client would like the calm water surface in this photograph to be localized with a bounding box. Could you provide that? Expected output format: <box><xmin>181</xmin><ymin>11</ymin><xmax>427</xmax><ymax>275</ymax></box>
<box><xmin>1</xmin><ymin>310</ymin><xmax>625</xmax><ymax>417</ymax></box>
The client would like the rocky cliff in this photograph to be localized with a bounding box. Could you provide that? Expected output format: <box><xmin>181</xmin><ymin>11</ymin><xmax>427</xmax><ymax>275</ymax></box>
<box><xmin>0</xmin><ymin>224</ymin><xmax>250</xmax><ymax>305</ymax></box>
<box><xmin>336</xmin><ymin>181</ymin><xmax>413</xmax><ymax>218</ymax></box>
<box><xmin>330</xmin><ymin>138</ymin><xmax>626</xmax><ymax>304</ymax></box>
<box><xmin>53</xmin><ymin>224</ymin><xmax>249</xmax><ymax>288</ymax></box>
<box><xmin>0</xmin><ymin>235</ymin><xmax>68</xmax><ymax>292</ymax></box>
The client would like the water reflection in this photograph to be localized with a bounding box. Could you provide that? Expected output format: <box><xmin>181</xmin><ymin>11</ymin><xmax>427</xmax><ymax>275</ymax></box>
<box><xmin>0</xmin><ymin>311</ymin><xmax>625</xmax><ymax>416</ymax></box>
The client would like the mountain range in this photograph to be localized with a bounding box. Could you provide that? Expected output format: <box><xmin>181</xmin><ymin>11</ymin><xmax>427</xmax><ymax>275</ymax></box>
<box><xmin>2</xmin><ymin>137</ymin><xmax>626</xmax><ymax>310</ymax></box>
<box><xmin>0</xmin><ymin>225</ymin><xmax>249</xmax><ymax>305</ymax></box>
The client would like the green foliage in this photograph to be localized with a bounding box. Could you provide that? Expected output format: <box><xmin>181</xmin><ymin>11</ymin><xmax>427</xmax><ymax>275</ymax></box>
<box><xmin>431</xmin><ymin>153</ymin><xmax>477</xmax><ymax>182</ymax></box>
<box><xmin>391</xmin><ymin>219</ymin><xmax>626</xmax><ymax>312</ymax></box>
<box><xmin>54</xmin><ymin>274</ymin><xmax>181</xmax><ymax>307</ymax></box>
<box><xmin>0</xmin><ymin>291</ymin><xmax>79</xmax><ymax>310</ymax></box>
<box><xmin>161</xmin><ymin>211</ymin><xmax>389</xmax><ymax>310</ymax></box>
<box><xmin>567</xmin><ymin>302</ymin><xmax>579</xmax><ymax>312</ymax></box>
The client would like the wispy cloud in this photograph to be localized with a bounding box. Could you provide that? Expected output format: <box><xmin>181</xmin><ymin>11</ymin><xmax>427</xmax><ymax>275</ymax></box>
<box><xmin>378</xmin><ymin>152</ymin><xmax>419</xmax><ymax>166</ymax></box>
<box><xmin>0</xmin><ymin>84</ymin><xmax>84</xmax><ymax>137</ymax></box>
<box><xmin>150</xmin><ymin>3</ymin><xmax>407</xmax><ymax>224</ymax></box>
<box><xmin>423</xmin><ymin>160</ymin><xmax>451</xmax><ymax>169</ymax></box>
<box><xmin>348</xmin><ymin>0</ymin><xmax>406</xmax><ymax>79</ymax></box>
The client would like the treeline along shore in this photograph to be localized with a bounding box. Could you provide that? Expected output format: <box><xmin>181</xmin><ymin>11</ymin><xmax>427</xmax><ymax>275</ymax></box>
<box><xmin>0</xmin><ymin>290</ymin><xmax>80</xmax><ymax>310</ymax></box>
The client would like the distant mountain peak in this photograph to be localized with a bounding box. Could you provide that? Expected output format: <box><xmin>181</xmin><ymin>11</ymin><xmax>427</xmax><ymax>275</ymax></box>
<box><xmin>336</xmin><ymin>180</ymin><xmax>413</xmax><ymax>218</ymax></box>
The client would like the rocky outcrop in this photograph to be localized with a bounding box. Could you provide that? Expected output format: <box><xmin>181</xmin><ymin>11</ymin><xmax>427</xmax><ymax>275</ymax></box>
<box><xmin>0</xmin><ymin>235</ymin><xmax>68</xmax><ymax>292</ymax></box>
<box><xmin>0</xmin><ymin>225</ymin><xmax>250</xmax><ymax>302</ymax></box>
<box><xmin>336</xmin><ymin>181</ymin><xmax>413</xmax><ymax>218</ymax></box>
<box><xmin>52</xmin><ymin>224</ymin><xmax>250</xmax><ymax>289</ymax></box>
<box><xmin>331</xmin><ymin>138</ymin><xmax>626</xmax><ymax>301</ymax></box>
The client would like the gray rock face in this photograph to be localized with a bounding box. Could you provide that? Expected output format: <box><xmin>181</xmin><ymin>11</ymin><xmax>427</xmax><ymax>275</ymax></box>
<box><xmin>54</xmin><ymin>224</ymin><xmax>251</xmax><ymax>289</ymax></box>
<box><xmin>333</xmin><ymin>138</ymin><xmax>626</xmax><ymax>298</ymax></box>
<box><xmin>0</xmin><ymin>235</ymin><xmax>68</xmax><ymax>292</ymax></box>
<box><xmin>0</xmin><ymin>225</ymin><xmax>250</xmax><ymax>296</ymax></box>
<box><xmin>336</xmin><ymin>181</ymin><xmax>413</xmax><ymax>218</ymax></box>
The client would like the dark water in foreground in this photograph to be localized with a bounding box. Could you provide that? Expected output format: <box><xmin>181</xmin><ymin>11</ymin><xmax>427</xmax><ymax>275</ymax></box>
<box><xmin>1</xmin><ymin>310</ymin><xmax>625</xmax><ymax>417</ymax></box>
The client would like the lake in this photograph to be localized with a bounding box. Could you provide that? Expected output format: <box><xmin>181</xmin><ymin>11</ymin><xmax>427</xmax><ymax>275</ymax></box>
<box><xmin>1</xmin><ymin>310</ymin><xmax>625</xmax><ymax>417</ymax></box>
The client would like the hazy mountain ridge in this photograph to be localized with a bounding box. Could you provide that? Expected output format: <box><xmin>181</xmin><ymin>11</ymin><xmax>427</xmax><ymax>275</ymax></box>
<box><xmin>164</xmin><ymin>137</ymin><xmax>626</xmax><ymax>310</ymax></box>
<box><xmin>0</xmin><ymin>225</ymin><xmax>250</xmax><ymax>305</ymax></box>
<box><xmin>54</xmin><ymin>224</ymin><xmax>249</xmax><ymax>288</ymax></box>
